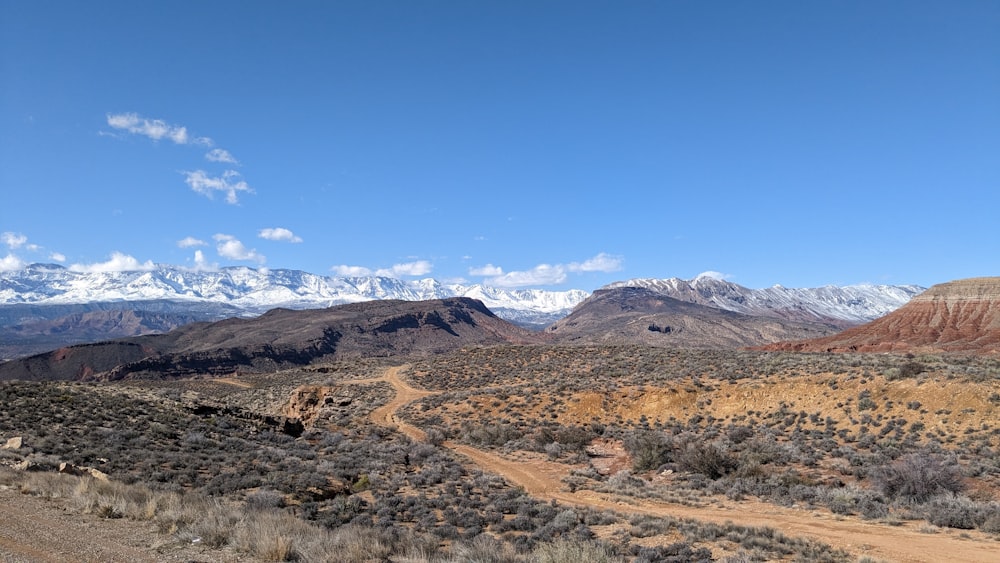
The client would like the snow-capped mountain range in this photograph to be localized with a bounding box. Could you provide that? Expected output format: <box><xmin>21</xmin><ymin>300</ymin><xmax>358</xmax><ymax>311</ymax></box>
<box><xmin>0</xmin><ymin>265</ymin><xmax>928</xmax><ymax>360</ymax></box>
<box><xmin>604</xmin><ymin>275</ymin><xmax>925</xmax><ymax>326</ymax></box>
<box><xmin>0</xmin><ymin>264</ymin><xmax>589</xmax><ymax>327</ymax></box>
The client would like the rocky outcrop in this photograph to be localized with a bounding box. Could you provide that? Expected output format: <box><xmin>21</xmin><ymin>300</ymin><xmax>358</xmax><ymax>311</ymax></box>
<box><xmin>282</xmin><ymin>385</ymin><xmax>353</xmax><ymax>426</ymax></box>
<box><xmin>58</xmin><ymin>462</ymin><xmax>110</xmax><ymax>481</ymax></box>
<box><xmin>184</xmin><ymin>400</ymin><xmax>305</xmax><ymax>437</ymax></box>
<box><xmin>759</xmin><ymin>278</ymin><xmax>1000</xmax><ymax>354</ymax></box>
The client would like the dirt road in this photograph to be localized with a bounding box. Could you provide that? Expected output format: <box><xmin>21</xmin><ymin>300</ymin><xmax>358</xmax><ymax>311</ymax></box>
<box><xmin>368</xmin><ymin>365</ymin><xmax>433</xmax><ymax>442</ymax></box>
<box><xmin>365</xmin><ymin>365</ymin><xmax>1000</xmax><ymax>563</ymax></box>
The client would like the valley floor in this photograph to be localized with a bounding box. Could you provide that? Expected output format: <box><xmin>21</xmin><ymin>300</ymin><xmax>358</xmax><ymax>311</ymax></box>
<box><xmin>368</xmin><ymin>364</ymin><xmax>1000</xmax><ymax>563</ymax></box>
<box><xmin>2</xmin><ymin>346</ymin><xmax>999</xmax><ymax>562</ymax></box>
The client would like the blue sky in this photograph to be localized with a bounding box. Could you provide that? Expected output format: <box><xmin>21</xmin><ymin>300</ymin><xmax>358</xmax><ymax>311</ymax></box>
<box><xmin>2</xmin><ymin>1</ymin><xmax>997</xmax><ymax>290</ymax></box>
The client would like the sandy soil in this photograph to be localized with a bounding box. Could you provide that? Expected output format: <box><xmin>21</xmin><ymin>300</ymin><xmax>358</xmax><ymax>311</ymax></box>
<box><xmin>0</xmin><ymin>485</ymin><xmax>250</xmax><ymax>562</ymax></box>
<box><xmin>365</xmin><ymin>365</ymin><xmax>1000</xmax><ymax>563</ymax></box>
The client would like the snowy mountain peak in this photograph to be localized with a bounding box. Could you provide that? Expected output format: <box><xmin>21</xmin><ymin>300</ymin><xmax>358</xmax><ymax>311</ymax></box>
<box><xmin>0</xmin><ymin>264</ymin><xmax>590</xmax><ymax>328</ymax></box>
<box><xmin>603</xmin><ymin>277</ymin><xmax>925</xmax><ymax>324</ymax></box>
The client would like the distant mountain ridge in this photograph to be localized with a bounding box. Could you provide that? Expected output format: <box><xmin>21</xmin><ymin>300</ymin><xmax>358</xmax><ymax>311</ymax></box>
<box><xmin>544</xmin><ymin>278</ymin><xmax>927</xmax><ymax>349</ymax></box>
<box><xmin>0</xmin><ymin>265</ymin><xmax>926</xmax><ymax>359</ymax></box>
<box><xmin>545</xmin><ymin>286</ymin><xmax>843</xmax><ymax>348</ymax></box>
<box><xmin>0</xmin><ymin>298</ymin><xmax>536</xmax><ymax>382</ymax></box>
<box><xmin>604</xmin><ymin>276</ymin><xmax>924</xmax><ymax>327</ymax></box>
<box><xmin>759</xmin><ymin>277</ymin><xmax>1000</xmax><ymax>354</ymax></box>
<box><xmin>0</xmin><ymin>263</ymin><xmax>588</xmax><ymax>323</ymax></box>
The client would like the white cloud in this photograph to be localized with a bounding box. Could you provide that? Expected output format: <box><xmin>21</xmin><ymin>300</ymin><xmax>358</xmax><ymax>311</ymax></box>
<box><xmin>331</xmin><ymin>264</ymin><xmax>373</xmax><ymax>277</ymax></box>
<box><xmin>205</xmin><ymin>148</ymin><xmax>239</xmax><ymax>164</ymax></box>
<box><xmin>106</xmin><ymin>112</ymin><xmax>196</xmax><ymax>145</ymax></box>
<box><xmin>695</xmin><ymin>270</ymin><xmax>731</xmax><ymax>281</ymax></box>
<box><xmin>0</xmin><ymin>253</ymin><xmax>26</xmax><ymax>272</ymax></box>
<box><xmin>214</xmin><ymin>234</ymin><xmax>264</xmax><ymax>263</ymax></box>
<box><xmin>183</xmin><ymin>170</ymin><xmax>253</xmax><ymax>204</ymax></box>
<box><xmin>177</xmin><ymin>236</ymin><xmax>207</xmax><ymax>248</ymax></box>
<box><xmin>2</xmin><ymin>232</ymin><xmax>27</xmax><ymax>249</ymax></box>
<box><xmin>567</xmin><ymin>252</ymin><xmax>624</xmax><ymax>273</ymax></box>
<box><xmin>486</xmin><ymin>264</ymin><xmax>567</xmax><ymax>288</ymax></box>
<box><xmin>69</xmin><ymin>252</ymin><xmax>155</xmax><ymax>273</ymax></box>
<box><xmin>187</xmin><ymin>250</ymin><xmax>218</xmax><ymax>272</ymax></box>
<box><xmin>472</xmin><ymin>253</ymin><xmax>624</xmax><ymax>287</ymax></box>
<box><xmin>258</xmin><ymin>227</ymin><xmax>303</xmax><ymax>243</ymax></box>
<box><xmin>50</xmin><ymin>252</ymin><xmax>66</xmax><ymax>262</ymax></box>
<box><xmin>376</xmin><ymin>260</ymin><xmax>433</xmax><ymax>277</ymax></box>
<box><xmin>469</xmin><ymin>264</ymin><xmax>503</xmax><ymax>276</ymax></box>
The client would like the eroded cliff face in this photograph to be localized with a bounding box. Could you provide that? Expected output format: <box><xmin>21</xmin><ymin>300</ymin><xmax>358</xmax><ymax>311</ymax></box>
<box><xmin>760</xmin><ymin>277</ymin><xmax>1000</xmax><ymax>354</ymax></box>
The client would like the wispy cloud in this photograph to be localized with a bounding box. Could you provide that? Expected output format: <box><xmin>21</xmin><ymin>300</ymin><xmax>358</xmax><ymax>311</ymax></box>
<box><xmin>177</xmin><ymin>236</ymin><xmax>207</xmax><ymax>248</ymax></box>
<box><xmin>69</xmin><ymin>252</ymin><xmax>155</xmax><ymax>273</ymax></box>
<box><xmin>258</xmin><ymin>227</ymin><xmax>303</xmax><ymax>243</ymax></box>
<box><xmin>695</xmin><ymin>270</ymin><xmax>731</xmax><ymax>281</ymax></box>
<box><xmin>49</xmin><ymin>252</ymin><xmax>66</xmax><ymax>263</ymax></box>
<box><xmin>0</xmin><ymin>254</ymin><xmax>26</xmax><ymax>272</ymax></box>
<box><xmin>469</xmin><ymin>264</ymin><xmax>503</xmax><ymax>276</ymax></box>
<box><xmin>567</xmin><ymin>252</ymin><xmax>623</xmax><ymax>273</ymax></box>
<box><xmin>476</xmin><ymin>253</ymin><xmax>624</xmax><ymax>288</ymax></box>
<box><xmin>214</xmin><ymin>234</ymin><xmax>264</xmax><ymax>263</ymax></box>
<box><xmin>107</xmin><ymin>112</ymin><xmax>250</xmax><ymax>206</ymax></box>
<box><xmin>331</xmin><ymin>264</ymin><xmax>373</xmax><ymax>277</ymax></box>
<box><xmin>183</xmin><ymin>170</ymin><xmax>253</xmax><ymax>204</ymax></box>
<box><xmin>106</xmin><ymin>112</ymin><xmax>206</xmax><ymax>145</ymax></box>
<box><xmin>376</xmin><ymin>260</ymin><xmax>433</xmax><ymax>277</ymax></box>
<box><xmin>485</xmin><ymin>264</ymin><xmax>566</xmax><ymax>288</ymax></box>
<box><xmin>1</xmin><ymin>232</ymin><xmax>27</xmax><ymax>249</ymax></box>
<box><xmin>205</xmin><ymin>148</ymin><xmax>239</xmax><ymax>164</ymax></box>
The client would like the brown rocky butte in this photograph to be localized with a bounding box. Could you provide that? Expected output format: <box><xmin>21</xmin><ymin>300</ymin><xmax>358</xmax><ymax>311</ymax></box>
<box><xmin>759</xmin><ymin>277</ymin><xmax>1000</xmax><ymax>354</ymax></box>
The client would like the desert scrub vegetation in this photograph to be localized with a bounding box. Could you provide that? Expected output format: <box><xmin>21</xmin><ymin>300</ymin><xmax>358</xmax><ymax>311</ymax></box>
<box><xmin>3</xmin><ymin>347</ymin><xmax>999</xmax><ymax>560</ymax></box>
<box><xmin>3</xmin><ymin>377</ymin><xmax>717</xmax><ymax>560</ymax></box>
<box><xmin>4</xmin><ymin>467</ymin><xmax>840</xmax><ymax>562</ymax></box>
<box><xmin>402</xmin><ymin>347</ymin><xmax>1000</xmax><ymax>535</ymax></box>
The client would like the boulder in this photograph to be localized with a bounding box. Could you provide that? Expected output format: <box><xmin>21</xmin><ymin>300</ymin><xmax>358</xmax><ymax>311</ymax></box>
<box><xmin>86</xmin><ymin>467</ymin><xmax>110</xmax><ymax>482</ymax></box>
<box><xmin>2</xmin><ymin>436</ymin><xmax>23</xmax><ymax>450</ymax></box>
<box><xmin>58</xmin><ymin>462</ymin><xmax>85</xmax><ymax>476</ymax></box>
<box><xmin>13</xmin><ymin>459</ymin><xmax>36</xmax><ymax>471</ymax></box>
<box><xmin>58</xmin><ymin>462</ymin><xmax>109</xmax><ymax>481</ymax></box>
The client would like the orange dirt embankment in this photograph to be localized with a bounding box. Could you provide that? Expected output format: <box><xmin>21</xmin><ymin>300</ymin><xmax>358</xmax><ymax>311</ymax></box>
<box><xmin>351</xmin><ymin>365</ymin><xmax>1000</xmax><ymax>563</ymax></box>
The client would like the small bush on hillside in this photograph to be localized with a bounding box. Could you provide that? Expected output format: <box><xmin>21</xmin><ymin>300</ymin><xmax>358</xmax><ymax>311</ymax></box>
<box><xmin>533</xmin><ymin>539</ymin><xmax>622</xmax><ymax>563</ymax></box>
<box><xmin>625</xmin><ymin>430</ymin><xmax>673</xmax><ymax>471</ymax></box>
<box><xmin>630</xmin><ymin>542</ymin><xmax>713</xmax><ymax>563</ymax></box>
<box><xmin>872</xmin><ymin>452</ymin><xmax>964</xmax><ymax>503</ymax></box>
<box><xmin>676</xmin><ymin>441</ymin><xmax>737</xmax><ymax>479</ymax></box>
<box><xmin>924</xmin><ymin>495</ymin><xmax>985</xmax><ymax>530</ymax></box>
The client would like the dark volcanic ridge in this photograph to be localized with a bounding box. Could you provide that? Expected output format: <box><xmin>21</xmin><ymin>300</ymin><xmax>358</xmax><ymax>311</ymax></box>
<box><xmin>0</xmin><ymin>298</ymin><xmax>537</xmax><ymax>382</ymax></box>
<box><xmin>544</xmin><ymin>287</ymin><xmax>842</xmax><ymax>349</ymax></box>
<box><xmin>759</xmin><ymin>277</ymin><xmax>1000</xmax><ymax>354</ymax></box>
<box><xmin>0</xmin><ymin>301</ymin><xmax>245</xmax><ymax>361</ymax></box>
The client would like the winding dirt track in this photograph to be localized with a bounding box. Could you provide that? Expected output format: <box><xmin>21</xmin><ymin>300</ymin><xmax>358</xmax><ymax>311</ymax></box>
<box><xmin>364</xmin><ymin>365</ymin><xmax>1000</xmax><ymax>563</ymax></box>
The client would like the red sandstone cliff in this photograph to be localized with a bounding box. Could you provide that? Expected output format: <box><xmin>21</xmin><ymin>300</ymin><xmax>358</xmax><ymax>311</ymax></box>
<box><xmin>758</xmin><ymin>277</ymin><xmax>1000</xmax><ymax>354</ymax></box>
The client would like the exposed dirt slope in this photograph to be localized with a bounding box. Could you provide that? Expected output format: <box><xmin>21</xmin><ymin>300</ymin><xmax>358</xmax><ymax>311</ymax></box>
<box><xmin>364</xmin><ymin>365</ymin><xmax>1000</xmax><ymax>563</ymax></box>
<box><xmin>761</xmin><ymin>277</ymin><xmax>1000</xmax><ymax>354</ymax></box>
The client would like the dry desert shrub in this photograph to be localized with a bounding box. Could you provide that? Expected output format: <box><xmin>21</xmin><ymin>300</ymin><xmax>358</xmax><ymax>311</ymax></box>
<box><xmin>231</xmin><ymin>510</ymin><xmax>310</xmax><ymax>561</ymax></box>
<box><xmin>532</xmin><ymin>538</ymin><xmax>623</xmax><ymax>563</ymax></box>
<box><xmin>872</xmin><ymin>451</ymin><xmax>965</xmax><ymax>503</ymax></box>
